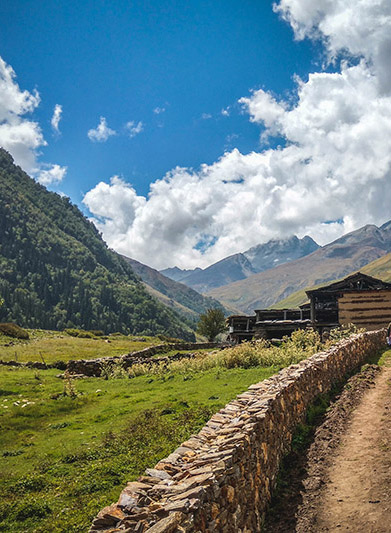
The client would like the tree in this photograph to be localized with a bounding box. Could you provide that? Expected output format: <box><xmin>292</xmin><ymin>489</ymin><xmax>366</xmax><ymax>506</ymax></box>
<box><xmin>197</xmin><ymin>308</ymin><xmax>226</xmax><ymax>342</ymax></box>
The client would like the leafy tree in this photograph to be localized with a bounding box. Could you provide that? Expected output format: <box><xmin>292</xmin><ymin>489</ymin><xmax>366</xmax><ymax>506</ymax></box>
<box><xmin>197</xmin><ymin>308</ymin><xmax>227</xmax><ymax>341</ymax></box>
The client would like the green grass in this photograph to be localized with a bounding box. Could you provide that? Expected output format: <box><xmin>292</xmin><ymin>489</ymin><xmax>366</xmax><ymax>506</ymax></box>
<box><xmin>0</xmin><ymin>364</ymin><xmax>277</xmax><ymax>532</ymax></box>
<box><xmin>0</xmin><ymin>330</ymin><xmax>163</xmax><ymax>364</ymax></box>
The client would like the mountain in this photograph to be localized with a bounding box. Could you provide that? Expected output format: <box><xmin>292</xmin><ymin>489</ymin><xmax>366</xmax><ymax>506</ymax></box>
<box><xmin>274</xmin><ymin>246</ymin><xmax>391</xmax><ymax>309</ymax></box>
<box><xmin>161</xmin><ymin>235</ymin><xmax>319</xmax><ymax>293</ymax></box>
<box><xmin>121</xmin><ymin>256</ymin><xmax>235</xmax><ymax>323</ymax></box>
<box><xmin>160</xmin><ymin>266</ymin><xmax>202</xmax><ymax>283</ymax></box>
<box><xmin>207</xmin><ymin>223</ymin><xmax>391</xmax><ymax>314</ymax></box>
<box><xmin>0</xmin><ymin>149</ymin><xmax>195</xmax><ymax>340</ymax></box>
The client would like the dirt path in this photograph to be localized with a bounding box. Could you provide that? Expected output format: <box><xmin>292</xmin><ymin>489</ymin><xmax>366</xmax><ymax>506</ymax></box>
<box><xmin>316</xmin><ymin>365</ymin><xmax>391</xmax><ymax>532</ymax></box>
<box><xmin>264</xmin><ymin>362</ymin><xmax>391</xmax><ymax>533</ymax></box>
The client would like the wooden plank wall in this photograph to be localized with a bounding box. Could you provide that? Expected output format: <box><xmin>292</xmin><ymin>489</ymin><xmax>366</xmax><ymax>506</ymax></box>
<box><xmin>338</xmin><ymin>290</ymin><xmax>391</xmax><ymax>330</ymax></box>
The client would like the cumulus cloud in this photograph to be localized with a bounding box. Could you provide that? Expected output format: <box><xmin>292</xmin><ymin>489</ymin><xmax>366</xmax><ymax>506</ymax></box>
<box><xmin>153</xmin><ymin>106</ymin><xmax>166</xmax><ymax>114</ymax></box>
<box><xmin>0</xmin><ymin>55</ymin><xmax>66</xmax><ymax>182</ymax></box>
<box><xmin>84</xmin><ymin>0</ymin><xmax>391</xmax><ymax>270</ymax></box>
<box><xmin>201</xmin><ymin>113</ymin><xmax>212</xmax><ymax>120</ymax></box>
<box><xmin>51</xmin><ymin>104</ymin><xmax>62</xmax><ymax>134</ymax></box>
<box><xmin>38</xmin><ymin>163</ymin><xmax>67</xmax><ymax>185</ymax></box>
<box><xmin>88</xmin><ymin>116</ymin><xmax>116</xmax><ymax>142</ymax></box>
<box><xmin>125</xmin><ymin>120</ymin><xmax>143</xmax><ymax>138</ymax></box>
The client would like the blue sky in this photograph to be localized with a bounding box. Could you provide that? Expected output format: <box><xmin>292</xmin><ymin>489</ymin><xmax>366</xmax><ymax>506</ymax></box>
<box><xmin>1</xmin><ymin>1</ymin><xmax>390</xmax><ymax>270</ymax></box>
<box><xmin>0</xmin><ymin>0</ymin><xmax>317</xmax><ymax>201</ymax></box>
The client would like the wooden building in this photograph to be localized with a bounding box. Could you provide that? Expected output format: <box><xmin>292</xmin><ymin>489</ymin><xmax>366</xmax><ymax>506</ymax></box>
<box><xmin>227</xmin><ymin>272</ymin><xmax>391</xmax><ymax>343</ymax></box>
<box><xmin>227</xmin><ymin>315</ymin><xmax>256</xmax><ymax>343</ymax></box>
<box><xmin>254</xmin><ymin>306</ymin><xmax>311</xmax><ymax>340</ymax></box>
<box><xmin>306</xmin><ymin>272</ymin><xmax>391</xmax><ymax>333</ymax></box>
<box><xmin>227</xmin><ymin>306</ymin><xmax>310</xmax><ymax>343</ymax></box>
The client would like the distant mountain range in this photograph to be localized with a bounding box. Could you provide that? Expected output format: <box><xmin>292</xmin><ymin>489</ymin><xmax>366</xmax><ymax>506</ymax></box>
<box><xmin>121</xmin><ymin>256</ymin><xmax>236</xmax><ymax>324</ymax></box>
<box><xmin>0</xmin><ymin>149</ymin><xmax>195</xmax><ymax>339</ymax></box>
<box><xmin>207</xmin><ymin>222</ymin><xmax>391</xmax><ymax>313</ymax></box>
<box><xmin>161</xmin><ymin>235</ymin><xmax>319</xmax><ymax>293</ymax></box>
<box><xmin>275</xmin><ymin>245</ymin><xmax>391</xmax><ymax>310</ymax></box>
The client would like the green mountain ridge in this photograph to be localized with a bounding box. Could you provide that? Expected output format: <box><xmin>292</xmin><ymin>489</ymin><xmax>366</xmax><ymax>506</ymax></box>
<box><xmin>121</xmin><ymin>255</ymin><xmax>236</xmax><ymax>324</ymax></box>
<box><xmin>0</xmin><ymin>149</ymin><xmax>194</xmax><ymax>339</ymax></box>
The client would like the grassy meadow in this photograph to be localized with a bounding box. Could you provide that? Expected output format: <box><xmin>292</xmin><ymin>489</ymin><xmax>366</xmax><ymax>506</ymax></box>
<box><xmin>0</xmin><ymin>327</ymin><xmax>358</xmax><ymax>532</ymax></box>
<box><xmin>0</xmin><ymin>330</ymin><xmax>164</xmax><ymax>364</ymax></box>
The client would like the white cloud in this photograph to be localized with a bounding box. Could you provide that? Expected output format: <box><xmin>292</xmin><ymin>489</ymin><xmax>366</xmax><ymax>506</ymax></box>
<box><xmin>125</xmin><ymin>120</ymin><xmax>143</xmax><ymax>138</ymax></box>
<box><xmin>0</xmin><ymin>55</ymin><xmax>66</xmax><ymax>183</ymax></box>
<box><xmin>153</xmin><ymin>106</ymin><xmax>166</xmax><ymax>114</ymax></box>
<box><xmin>84</xmin><ymin>0</ymin><xmax>391</xmax><ymax>270</ymax></box>
<box><xmin>221</xmin><ymin>106</ymin><xmax>230</xmax><ymax>116</ymax></box>
<box><xmin>51</xmin><ymin>104</ymin><xmax>62</xmax><ymax>134</ymax></box>
<box><xmin>38</xmin><ymin>164</ymin><xmax>67</xmax><ymax>185</ymax></box>
<box><xmin>201</xmin><ymin>113</ymin><xmax>212</xmax><ymax>120</ymax></box>
<box><xmin>87</xmin><ymin>116</ymin><xmax>116</xmax><ymax>142</ymax></box>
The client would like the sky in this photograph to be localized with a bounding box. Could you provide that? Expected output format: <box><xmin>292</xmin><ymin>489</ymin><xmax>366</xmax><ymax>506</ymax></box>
<box><xmin>1</xmin><ymin>0</ymin><xmax>391</xmax><ymax>270</ymax></box>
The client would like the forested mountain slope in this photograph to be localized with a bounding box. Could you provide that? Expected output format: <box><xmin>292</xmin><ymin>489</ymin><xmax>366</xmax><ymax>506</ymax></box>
<box><xmin>0</xmin><ymin>149</ymin><xmax>194</xmax><ymax>339</ymax></box>
<box><xmin>122</xmin><ymin>256</ymin><xmax>235</xmax><ymax>324</ymax></box>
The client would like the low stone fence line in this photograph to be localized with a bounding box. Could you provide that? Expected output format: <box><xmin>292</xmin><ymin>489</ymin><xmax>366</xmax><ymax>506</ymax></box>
<box><xmin>89</xmin><ymin>329</ymin><xmax>385</xmax><ymax>533</ymax></box>
<box><xmin>66</xmin><ymin>342</ymin><xmax>219</xmax><ymax>377</ymax></box>
<box><xmin>0</xmin><ymin>359</ymin><xmax>67</xmax><ymax>370</ymax></box>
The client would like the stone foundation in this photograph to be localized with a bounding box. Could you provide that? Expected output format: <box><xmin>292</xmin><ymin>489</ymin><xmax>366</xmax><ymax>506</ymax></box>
<box><xmin>90</xmin><ymin>330</ymin><xmax>385</xmax><ymax>533</ymax></box>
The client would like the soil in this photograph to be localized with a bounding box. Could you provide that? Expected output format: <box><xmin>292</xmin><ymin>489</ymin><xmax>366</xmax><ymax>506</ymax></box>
<box><xmin>263</xmin><ymin>363</ymin><xmax>391</xmax><ymax>532</ymax></box>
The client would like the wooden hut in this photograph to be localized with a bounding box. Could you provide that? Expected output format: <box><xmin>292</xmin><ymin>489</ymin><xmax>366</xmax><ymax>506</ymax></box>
<box><xmin>306</xmin><ymin>272</ymin><xmax>391</xmax><ymax>332</ymax></box>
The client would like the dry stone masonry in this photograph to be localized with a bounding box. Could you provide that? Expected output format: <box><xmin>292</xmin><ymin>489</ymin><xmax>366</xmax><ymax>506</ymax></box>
<box><xmin>90</xmin><ymin>330</ymin><xmax>385</xmax><ymax>533</ymax></box>
<box><xmin>66</xmin><ymin>342</ymin><xmax>218</xmax><ymax>377</ymax></box>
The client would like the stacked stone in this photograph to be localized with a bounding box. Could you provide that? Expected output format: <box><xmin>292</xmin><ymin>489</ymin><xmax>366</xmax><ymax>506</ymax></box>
<box><xmin>89</xmin><ymin>330</ymin><xmax>385</xmax><ymax>533</ymax></box>
<box><xmin>0</xmin><ymin>359</ymin><xmax>66</xmax><ymax>370</ymax></box>
<box><xmin>66</xmin><ymin>342</ymin><xmax>218</xmax><ymax>377</ymax></box>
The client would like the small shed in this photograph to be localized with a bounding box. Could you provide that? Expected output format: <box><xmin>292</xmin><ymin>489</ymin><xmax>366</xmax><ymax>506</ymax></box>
<box><xmin>306</xmin><ymin>272</ymin><xmax>391</xmax><ymax>332</ymax></box>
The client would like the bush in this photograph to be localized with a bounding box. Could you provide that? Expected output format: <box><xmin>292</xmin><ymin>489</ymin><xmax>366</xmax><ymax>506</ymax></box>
<box><xmin>0</xmin><ymin>323</ymin><xmax>29</xmax><ymax>339</ymax></box>
<box><xmin>64</xmin><ymin>328</ymin><xmax>94</xmax><ymax>338</ymax></box>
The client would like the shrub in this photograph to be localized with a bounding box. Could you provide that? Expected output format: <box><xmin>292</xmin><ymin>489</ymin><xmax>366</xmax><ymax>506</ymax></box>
<box><xmin>0</xmin><ymin>323</ymin><xmax>29</xmax><ymax>339</ymax></box>
<box><xmin>327</xmin><ymin>323</ymin><xmax>365</xmax><ymax>343</ymax></box>
<box><xmin>64</xmin><ymin>328</ymin><xmax>94</xmax><ymax>338</ymax></box>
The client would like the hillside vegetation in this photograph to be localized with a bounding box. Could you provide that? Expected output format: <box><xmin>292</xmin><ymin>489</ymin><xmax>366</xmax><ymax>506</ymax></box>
<box><xmin>121</xmin><ymin>256</ymin><xmax>234</xmax><ymax>324</ymax></box>
<box><xmin>0</xmin><ymin>149</ymin><xmax>194</xmax><ymax>339</ymax></box>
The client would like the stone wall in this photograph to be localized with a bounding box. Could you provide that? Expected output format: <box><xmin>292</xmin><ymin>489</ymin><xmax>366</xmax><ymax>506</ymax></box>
<box><xmin>90</xmin><ymin>330</ymin><xmax>385</xmax><ymax>533</ymax></box>
<box><xmin>66</xmin><ymin>342</ymin><xmax>219</xmax><ymax>377</ymax></box>
<box><xmin>0</xmin><ymin>359</ymin><xmax>66</xmax><ymax>370</ymax></box>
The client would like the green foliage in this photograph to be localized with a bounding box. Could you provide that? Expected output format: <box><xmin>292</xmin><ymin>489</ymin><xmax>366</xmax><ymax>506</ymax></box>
<box><xmin>197</xmin><ymin>308</ymin><xmax>227</xmax><ymax>341</ymax></box>
<box><xmin>0</xmin><ymin>323</ymin><xmax>29</xmax><ymax>339</ymax></box>
<box><xmin>327</xmin><ymin>323</ymin><xmax>366</xmax><ymax>342</ymax></box>
<box><xmin>0</xmin><ymin>149</ymin><xmax>194</xmax><ymax>340</ymax></box>
<box><xmin>127</xmin><ymin>329</ymin><xmax>324</xmax><ymax>377</ymax></box>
